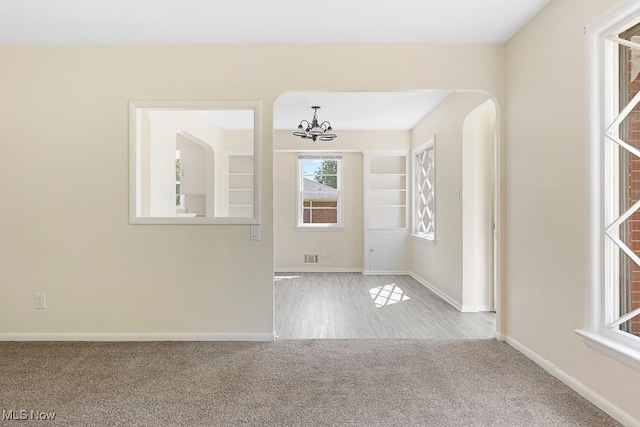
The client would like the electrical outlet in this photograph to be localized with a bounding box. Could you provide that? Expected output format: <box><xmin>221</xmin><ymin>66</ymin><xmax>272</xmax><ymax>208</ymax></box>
<box><xmin>35</xmin><ymin>293</ymin><xmax>46</xmax><ymax>309</ymax></box>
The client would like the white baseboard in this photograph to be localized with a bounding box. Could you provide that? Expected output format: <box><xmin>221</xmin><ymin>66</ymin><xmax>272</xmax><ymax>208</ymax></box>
<box><xmin>494</xmin><ymin>331</ymin><xmax>506</xmax><ymax>341</ymax></box>
<box><xmin>460</xmin><ymin>304</ymin><xmax>494</xmax><ymax>313</ymax></box>
<box><xmin>0</xmin><ymin>332</ymin><xmax>276</xmax><ymax>342</ymax></box>
<box><xmin>362</xmin><ymin>270</ymin><xmax>410</xmax><ymax>276</ymax></box>
<box><xmin>506</xmin><ymin>336</ymin><xmax>639</xmax><ymax>427</ymax></box>
<box><xmin>274</xmin><ymin>268</ymin><xmax>363</xmax><ymax>273</ymax></box>
<box><xmin>409</xmin><ymin>272</ymin><xmax>463</xmax><ymax>311</ymax></box>
<box><xmin>275</xmin><ymin>268</ymin><xmax>411</xmax><ymax>275</ymax></box>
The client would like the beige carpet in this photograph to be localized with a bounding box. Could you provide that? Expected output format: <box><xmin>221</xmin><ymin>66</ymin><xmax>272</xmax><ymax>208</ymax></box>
<box><xmin>0</xmin><ymin>340</ymin><xmax>620</xmax><ymax>426</ymax></box>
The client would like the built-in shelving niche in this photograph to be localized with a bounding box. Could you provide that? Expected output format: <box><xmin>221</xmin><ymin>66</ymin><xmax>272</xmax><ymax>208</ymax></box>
<box><xmin>228</xmin><ymin>154</ymin><xmax>254</xmax><ymax>218</ymax></box>
<box><xmin>364</xmin><ymin>152</ymin><xmax>409</xmax><ymax>274</ymax></box>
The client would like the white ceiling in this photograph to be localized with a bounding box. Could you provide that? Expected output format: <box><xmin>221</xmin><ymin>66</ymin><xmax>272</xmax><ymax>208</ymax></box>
<box><xmin>0</xmin><ymin>0</ymin><xmax>550</xmax><ymax>45</ymax></box>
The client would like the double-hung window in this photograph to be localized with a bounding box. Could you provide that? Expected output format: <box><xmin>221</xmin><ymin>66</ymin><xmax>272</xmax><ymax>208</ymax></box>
<box><xmin>297</xmin><ymin>153</ymin><xmax>343</xmax><ymax>228</ymax></box>
<box><xmin>413</xmin><ymin>139</ymin><xmax>435</xmax><ymax>241</ymax></box>
<box><xmin>581</xmin><ymin>3</ymin><xmax>640</xmax><ymax>370</ymax></box>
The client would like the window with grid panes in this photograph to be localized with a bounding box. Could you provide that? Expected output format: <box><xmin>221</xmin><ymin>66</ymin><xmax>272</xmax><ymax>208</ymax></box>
<box><xmin>414</xmin><ymin>141</ymin><xmax>435</xmax><ymax>240</ymax></box>
<box><xmin>579</xmin><ymin>4</ymin><xmax>640</xmax><ymax>371</ymax></box>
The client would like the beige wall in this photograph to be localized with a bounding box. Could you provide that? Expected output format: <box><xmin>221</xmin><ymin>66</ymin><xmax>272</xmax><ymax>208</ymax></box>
<box><xmin>409</xmin><ymin>92</ymin><xmax>492</xmax><ymax>307</ymax></box>
<box><xmin>506</xmin><ymin>0</ymin><xmax>640</xmax><ymax>421</ymax></box>
<box><xmin>0</xmin><ymin>45</ymin><xmax>505</xmax><ymax>336</ymax></box>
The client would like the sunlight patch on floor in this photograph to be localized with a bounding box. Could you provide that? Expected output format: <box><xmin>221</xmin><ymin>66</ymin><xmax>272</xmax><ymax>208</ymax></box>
<box><xmin>369</xmin><ymin>283</ymin><xmax>410</xmax><ymax>308</ymax></box>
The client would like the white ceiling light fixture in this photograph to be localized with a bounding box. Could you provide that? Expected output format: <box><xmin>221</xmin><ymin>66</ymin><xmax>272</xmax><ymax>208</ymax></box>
<box><xmin>293</xmin><ymin>106</ymin><xmax>337</xmax><ymax>142</ymax></box>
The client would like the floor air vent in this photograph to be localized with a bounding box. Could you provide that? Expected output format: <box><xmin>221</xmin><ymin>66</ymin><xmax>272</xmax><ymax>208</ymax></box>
<box><xmin>304</xmin><ymin>254</ymin><xmax>319</xmax><ymax>264</ymax></box>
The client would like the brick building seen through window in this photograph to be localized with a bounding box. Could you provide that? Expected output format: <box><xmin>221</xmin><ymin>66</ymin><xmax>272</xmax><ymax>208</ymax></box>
<box><xmin>620</xmin><ymin>24</ymin><xmax>640</xmax><ymax>336</ymax></box>
<box><xmin>299</xmin><ymin>155</ymin><xmax>341</xmax><ymax>226</ymax></box>
<box><xmin>302</xmin><ymin>178</ymin><xmax>338</xmax><ymax>224</ymax></box>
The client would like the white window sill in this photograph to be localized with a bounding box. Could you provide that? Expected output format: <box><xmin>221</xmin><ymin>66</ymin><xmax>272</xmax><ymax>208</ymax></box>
<box><xmin>296</xmin><ymin>225</ymin><xmax>345</xmax><ymax>232</ymax></box>
<box><xmin>575</xmin><ymin>329</ymin><xmax>640</xmax><ymax>372</ymax></box>
<box><xmin>410</xmin><ymin>233</ymin><xmax>435</xmax><ymax>245</ymax></box>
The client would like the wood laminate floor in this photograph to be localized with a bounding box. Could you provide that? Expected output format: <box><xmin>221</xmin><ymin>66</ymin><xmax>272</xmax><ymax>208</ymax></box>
<box><xmin>274</xmin><ymin>273</ymin><xmax>496</xmax><ymax>339</ymax></box>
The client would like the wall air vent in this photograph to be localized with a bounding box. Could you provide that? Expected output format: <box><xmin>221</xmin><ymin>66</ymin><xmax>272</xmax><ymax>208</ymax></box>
<box><xmin>304</xmin><ymin>254</ymin><xmax>319</xmax><ymax>264</ymax></box>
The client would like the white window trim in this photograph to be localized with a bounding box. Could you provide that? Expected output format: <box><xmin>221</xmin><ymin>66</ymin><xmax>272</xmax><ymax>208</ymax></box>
<box><xmin>579</xmin><ymin>0</ymin><xmax>640</xmax><ymax>372</ymax></box>
<box><xmin>411</xmin><ymin>136</ymin><xmax>436</xmax><ymax>243</ymax></box>
<box><xmin>410</xmin><ymin>233</ymin><xmax>436</xmax><ymax>246</ymax></box>
<box><xmin>296</xmin><ymin>153</ymin><xmax>344</xmax><ymax>229</ymax></box>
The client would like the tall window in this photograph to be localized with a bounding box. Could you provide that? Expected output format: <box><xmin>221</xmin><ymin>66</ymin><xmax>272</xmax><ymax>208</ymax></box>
<box><xmin>297</xmin><ymin>153</ymin><xmax>343</xmax><ymax>227</ymax></box>
<box><xmin>582</xmin><ymin>4</ymin><xmax>640</xmax><ymax>370</ymax></box>
<box><xmin>413</xmin><ymin>140</ymin><xmax>435</xmax><ymax>240</ymax></box>
<box><xmin>615</xmin><ymin>23</ymin><xmax>640</xmax><ymax>339</ymax></box>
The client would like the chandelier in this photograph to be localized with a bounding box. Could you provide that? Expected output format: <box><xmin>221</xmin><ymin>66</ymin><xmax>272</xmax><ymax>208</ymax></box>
<box><xmin>293</xmin><ymin>106</ymin><xmax>337</xmax><ymax>141</ymax></box>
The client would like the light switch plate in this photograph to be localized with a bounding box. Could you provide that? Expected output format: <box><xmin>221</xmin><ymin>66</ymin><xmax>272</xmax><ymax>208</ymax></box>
<box><xmin>35</xmin><ymin>293</ymin><xmax>46</xmax><ymax>309</ymax></box>
<box><xmin>250</xmin><ymin>224</ymin><xmax>260</xmax><ymax>241</ymax></box>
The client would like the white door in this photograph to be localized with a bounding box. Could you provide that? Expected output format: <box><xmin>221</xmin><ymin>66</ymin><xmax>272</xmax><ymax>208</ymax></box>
<box><xmin>368</xmin><ymin>232</ymin><xmax>407</xmax><ymax>273</ymax></box>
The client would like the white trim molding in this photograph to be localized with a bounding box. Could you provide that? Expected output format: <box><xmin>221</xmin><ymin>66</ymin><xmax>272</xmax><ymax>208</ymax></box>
<box><xmin>274</xmin><ymin>268</ymin><xmax>363</xmax><ymax>273</ymax></box>
<box><xmin>0</xmin><ymin>332</ymin><xmax>276</xmax><ymax>342</ymax></box>
<box><xmin>507</xmin><ymin>336</ymin><xmax>640</xmax><ymax>427</ymax></box>
<box><xmin>294</xmin><ymin>226</ymin><xmax>345</xmax><ymax>232</ymax></box>
<box><xmin>576</xmin><ymin>329</ymin><xmax>640</xmax><ymax>372</ymax></box>
<box><xmin>362</xmin><ymin>270</ymin><xmax>410</xmax><ymax>276</ymax></box>
<box><xmin>460</xmin><ymin>305</ymin><xmax>494</xmax><ymax>313</ymax></box>
<box><xmin>410</xmin><ymin>233</ymin><xmax>436</xmax><ymax>246</ymax></box>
